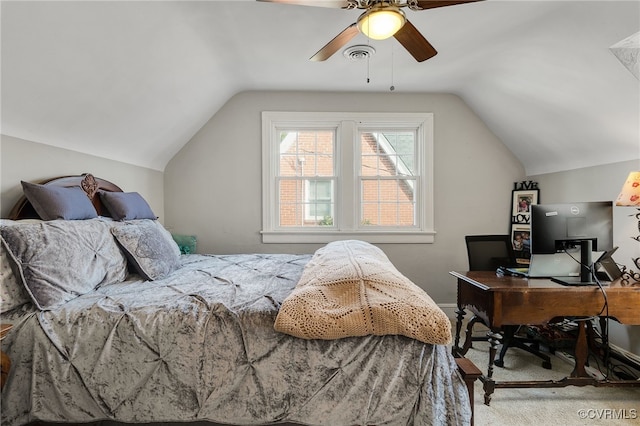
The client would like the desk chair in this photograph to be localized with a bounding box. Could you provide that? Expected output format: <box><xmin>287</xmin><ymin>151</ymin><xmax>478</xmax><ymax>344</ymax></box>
<box><xmin>462</xmin><ymin>235</ymin><xmax>552</xmax><ymax>369</ymax></box>
<box><xmin>466</xmin><ymin>234</ymin><xmax>518</xmax><ymax>271</ymax></box>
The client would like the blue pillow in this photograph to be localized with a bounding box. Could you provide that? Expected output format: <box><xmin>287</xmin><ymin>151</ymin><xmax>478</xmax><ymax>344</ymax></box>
<box><xmin>110</xmin><ymin>220</ymin><xmax>180</xmax><ymax>281</ymax></box>
<box><xmin>21</xmin><ymin>181</ymin><xmax>98</xmax><ymax>220</ymax></box>
<box><xmin>99</xmin><ymin>191</ymin><xmax>157</xmax><ymax>221</ymax></box>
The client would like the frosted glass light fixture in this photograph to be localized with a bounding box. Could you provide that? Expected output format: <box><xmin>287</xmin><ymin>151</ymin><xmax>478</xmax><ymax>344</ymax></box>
<box><xmin>357</xmin><ymin>6</ymin><xmax>406</xmax><ymax>40</ymax></box>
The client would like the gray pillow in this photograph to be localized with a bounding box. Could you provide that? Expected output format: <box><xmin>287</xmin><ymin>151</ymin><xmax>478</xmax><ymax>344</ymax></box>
<box><xmin>21</xmin><ymin>181</ymin><xmax>98</xmax><ymax>220</ymax></box>
<box><xmin>111</xmin><ymin>220</ymin><xmax>181</xmax><ymax>281</ymax></box>
<box><xmin>99</xmin><ymin>191</ymin><xmax>156</xmax><ymax>221</ymax></box>
<box><xmin>1</xmin><ymin>219</ymin><xmax>128</xmax><ymax>310</ymax></box>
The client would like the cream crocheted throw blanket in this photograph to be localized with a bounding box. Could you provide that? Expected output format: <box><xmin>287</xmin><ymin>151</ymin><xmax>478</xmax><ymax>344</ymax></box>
<box><xmin>274</xmin><ymin>240</ymin><xmax>451</xmax><ymax>345</ymax></box>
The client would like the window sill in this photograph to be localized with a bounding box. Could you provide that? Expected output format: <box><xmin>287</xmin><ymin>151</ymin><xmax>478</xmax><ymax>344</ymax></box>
<box><xmin>261</xmin><ymin>230</ymin><xmax>436</xmax><ymax>244</ymax></box>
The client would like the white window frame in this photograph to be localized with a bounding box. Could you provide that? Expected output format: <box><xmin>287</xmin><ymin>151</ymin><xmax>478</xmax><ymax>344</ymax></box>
<box><xmin>261</xmin><ymin>111</ymin><xmax>435</xmax><ymax>244</ymax></box>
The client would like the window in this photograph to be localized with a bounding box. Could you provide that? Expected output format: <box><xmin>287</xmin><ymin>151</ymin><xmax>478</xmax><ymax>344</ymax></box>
<box><xmin>262</xmin><ymin>112</ymin><xmax>434</xmax><ymax>243</ymax></box>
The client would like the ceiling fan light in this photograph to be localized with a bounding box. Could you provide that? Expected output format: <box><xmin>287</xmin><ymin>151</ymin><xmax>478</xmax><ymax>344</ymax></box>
<box><xmin>357</xmin><ymin>8</ymin><xmax>406</xmax><ymax>40</ymax></box>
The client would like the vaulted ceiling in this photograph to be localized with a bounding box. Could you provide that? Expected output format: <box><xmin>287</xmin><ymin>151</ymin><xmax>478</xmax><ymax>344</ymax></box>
<box><xmin>2</xmin><ymin>0</ymin><xmax>639</xmax><ymax>176</ymax></box>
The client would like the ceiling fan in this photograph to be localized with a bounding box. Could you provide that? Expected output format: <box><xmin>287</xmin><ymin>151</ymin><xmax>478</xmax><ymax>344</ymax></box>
<box><xmin>257</xmin><ymin>0</ymin><xmax>483</xmax><ymax>62</ymax></box>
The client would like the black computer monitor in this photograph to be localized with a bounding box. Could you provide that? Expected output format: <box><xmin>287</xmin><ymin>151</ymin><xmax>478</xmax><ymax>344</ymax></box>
<box><xmin>530</xmin><ymin>201</ymin><xmax>613</xmax><ymax>285</ymax></box>
<box><xmin>531</xmin><ymin>201</ymin><xmax>613</xmax><ymax>254</ymax></box>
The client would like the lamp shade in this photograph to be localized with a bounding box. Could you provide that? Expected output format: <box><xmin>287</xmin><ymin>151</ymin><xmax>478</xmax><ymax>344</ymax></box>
<box><xmin>357</xmin><ymin>7</ymin><xmax>406</xmax><ymax>40</ymax></box>
<box><xmin>616</xmin><ymin>171</ymin><xmax>640</xmax><ymax>206</ymax></box>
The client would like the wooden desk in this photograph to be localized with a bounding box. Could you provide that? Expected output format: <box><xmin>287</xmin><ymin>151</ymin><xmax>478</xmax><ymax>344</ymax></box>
<box><xmin>450</xmin><ymin>271</ymin><xmax>640</xmax><ymax>404</ymax></box>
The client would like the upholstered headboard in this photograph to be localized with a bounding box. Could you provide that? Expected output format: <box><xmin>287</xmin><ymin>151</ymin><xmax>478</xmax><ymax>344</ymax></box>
<box><xmin>8</xmin><ymin>173</ymin><xmax>123</xmax><ymax>220</ymax></box>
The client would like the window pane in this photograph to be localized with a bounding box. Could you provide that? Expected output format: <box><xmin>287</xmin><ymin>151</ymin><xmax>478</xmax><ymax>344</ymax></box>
<box><xmin>279</xmin><ymin>178</ymin><xmax>335</xmax><ymax>227</ymax></box>
<box><xmin>279</xmin><ymin>179</ymin><xmax>303</xmax><ymax>226</ymax></box>
<box><xmin>305</xmin><ymin>180</ymin><xmax>334</xmax><ymax>225</ymax></box>
<box><xmin>310</xmin><ymin>180</ymin><xmax>332</xmax><ymax>200</ymax></box>
<box><xmin>279</xmin><ymin>154</ymin><xmax>301</xmax><ymax>177</ymax></box>
<box><xmin>360</xmin><ymin>178</ymin><xmax>416</xmax><ymax>226</ymax></box>
<box><xmin>307</xmin><ymin>202</ymin><xmax>333</xmax><ymax>220</ymax></box>
<box><xmin>280</xmin><ymin>130</ymin><xmax>334</xmax><ymax>177</ymax></box>
<box><xmin>361</xmin><ymin>180</ymin><xmax>379</xmax><ymax>202</ymax></box>
<box><xmin>360</xmin><ymin>131</ymin><xmax>415</xmax><ymax>177</ymax></box>
<box><xmin>361</xmin><ymin>201</ymin><xmax>415</xmax><ymax>226</ymax></box>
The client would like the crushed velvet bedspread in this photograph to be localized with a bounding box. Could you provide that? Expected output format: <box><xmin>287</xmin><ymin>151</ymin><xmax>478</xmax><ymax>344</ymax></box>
<box><xmin>1</xmin><ymin>254</ymin><xmax>471</xmax><ymax>426</ymax></box>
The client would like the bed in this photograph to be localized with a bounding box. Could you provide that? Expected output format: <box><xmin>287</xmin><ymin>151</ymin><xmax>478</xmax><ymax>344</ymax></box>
<box><xmin>1</xmin><ymin>173</ymin><xmax>475</xmax><ymax>426</ymax></box>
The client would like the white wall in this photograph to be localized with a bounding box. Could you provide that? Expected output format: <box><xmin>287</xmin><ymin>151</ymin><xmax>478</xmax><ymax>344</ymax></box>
<box><xmin>164</xmin><ymin>90</ymin><xmax>526</xmax><ymax>306</ymax></box>
<box><xmin>1</xmin><ymin>135</ymin><xmax>165</xmax><ymax>221</ymax></box>
<box><xmin>530</xmin><ymin>160</ymin><xmax>640</xmax><ymax>354</ymax></box>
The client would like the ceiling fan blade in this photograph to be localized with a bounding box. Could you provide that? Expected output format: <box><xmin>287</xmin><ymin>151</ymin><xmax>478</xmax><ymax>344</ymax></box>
<box><xmin>310</xmin><ymin>23</ymin><xmax>359</xmax><ymax>62</ymax></box>
<box><xmin>256</xmin><ymin>0</ymin><xmax>351</xmax><ymax>8</ymax></box>
<box><xmin>414</xmin><ymin>0</ymin><xmax>483</xmax><ymax>10</ymax></box>
<box><xmin>393</xmin><ymin>20</ymin><xmax>437</xmax><ymax>62</ymax></box>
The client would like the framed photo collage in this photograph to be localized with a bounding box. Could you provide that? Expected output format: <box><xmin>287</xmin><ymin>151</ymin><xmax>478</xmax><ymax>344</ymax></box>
<box><xmin>510</xmin><ymin>181</ymin><xmax>539</xmax><ymax>264</ymax></box>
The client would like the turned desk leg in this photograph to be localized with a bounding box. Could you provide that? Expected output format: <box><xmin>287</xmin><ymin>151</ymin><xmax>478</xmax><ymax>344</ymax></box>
<box><xmin>483</xmin><ymin>330</ymin><xmax>502</xmax><ymax>405</ymax></box>
<box><xmin>453</xmin><ymin>308</ymin><xmax>466</xmax><ymax>357</ymax></box>
<box><xmin>571</xmin><ymin>320</ymin><xmax>589</xmax><ymax>378</ymax></box>
<box><xmin>486</xmin><ymin>330</ymin><xmax>502</xmax><ymax>379</ymax></box>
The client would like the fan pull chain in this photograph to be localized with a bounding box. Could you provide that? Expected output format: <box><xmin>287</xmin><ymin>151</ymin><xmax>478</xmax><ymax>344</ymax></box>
<box><xmin>390</xmin><ymin>41</ymin><xmax>395</xmax><ymax>91</ymax></box>
<box><xmin>366</xmin><ymin>28</ymin><xmax>371</xmax><ymax>84</ymax></box>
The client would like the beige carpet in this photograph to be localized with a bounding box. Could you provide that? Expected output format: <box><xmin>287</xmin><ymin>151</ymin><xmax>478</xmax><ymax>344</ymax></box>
<box><xmin>462</xmin><ymin>339</ymin><xmax>640</xmax><ymax>426</ymax></box>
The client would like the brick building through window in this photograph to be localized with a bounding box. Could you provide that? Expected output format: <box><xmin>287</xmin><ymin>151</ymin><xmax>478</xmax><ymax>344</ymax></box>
<box><xmin>279</xmin><ymin>130</ymin><xmax>415</xmax><ymax>227</ymax></box>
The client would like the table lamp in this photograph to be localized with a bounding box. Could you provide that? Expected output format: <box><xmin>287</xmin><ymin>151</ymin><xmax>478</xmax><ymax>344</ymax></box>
<box><xmin>615</xmin><ymin>171</ymin><xmax>640</xmax><ymax>283</ymax></box>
